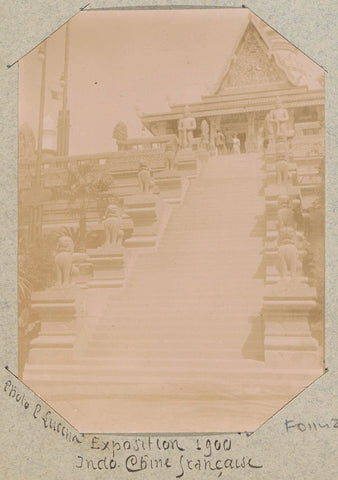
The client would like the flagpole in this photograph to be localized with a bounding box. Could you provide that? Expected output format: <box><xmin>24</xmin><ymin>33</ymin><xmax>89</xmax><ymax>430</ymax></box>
<box><xmin>62</xmin><ymin>22</ymin><xmax>70</xmax><ymax>119</ymax></box>
<box><xmin>58</xmin><ymin>22</ymin><xmax>70</xmax><ymax>156</ymax></box>
<box><xmin>36</xmin><ymin>41</ymin><xmax>47</xmax><ymax>186</ymax></box>
<box><xmin>28</xmin><ymin>40</ymin><xmax>47</xmax><ymax>245</ymax></box>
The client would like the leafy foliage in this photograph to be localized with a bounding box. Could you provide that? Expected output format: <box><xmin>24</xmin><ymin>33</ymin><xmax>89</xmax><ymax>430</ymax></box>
<box><xmin>19</xmin><ymin>235</ymin><xmax>56</xmax><ymax>293</ymax></box>
<box><xmin>63</xmin><ymin>164</ymin><xmax>115</xmax><ymax>251</ymax></box>
<box><xmin>18</xmin><ymin>262</ymin><xmax>33</xmax><ymax>317</ymax></box>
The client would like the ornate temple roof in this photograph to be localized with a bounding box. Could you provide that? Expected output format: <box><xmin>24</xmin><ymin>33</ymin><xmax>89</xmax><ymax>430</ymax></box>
<box><xmin>139</xmin><ymin>13</ymin><xmax>324</xmax><ymax>128</ymax></box>
<box><xmin>210</xmin><ymin>14</ymin><xmax>308</xmax><ymax>95</ymax></box>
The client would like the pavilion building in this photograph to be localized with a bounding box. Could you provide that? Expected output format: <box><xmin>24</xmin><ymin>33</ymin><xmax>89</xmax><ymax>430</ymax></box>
<box><xmin>139</xmin><ymin>15</ymin><xmax>324</xmax><ymax>155</ymax></box>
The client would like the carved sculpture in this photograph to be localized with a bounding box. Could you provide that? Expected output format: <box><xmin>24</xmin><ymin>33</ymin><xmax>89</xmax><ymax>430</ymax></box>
<box><xmin>178</xmin><ymin>105</ymin><xmax>196</xmax><ymax>150</ymax></box>
<box><xmin>220</xmin><ymin>27</ymin><xmax>281</xmax><ymax>90</ymax></box>
<box><xmin>164</xmin><ymin>137</ymin><xmax>178</xmax><ymax>170</ymax></box>
<box><xmin>275</xmin><ymin>136</ymin><xmax>289</xmax><ymax>184</ymax></box>
<box><xmin>270</xmin><ymin>97</ymin><xmax>289</xmax><ymax>137</ymax></box>
<box><xmin>257</xmin><ymin>126</ymin><xmax>265</xmax><ymax>153</ymax></box>
<box><xmin>263</xmin><ymin>112</ymin><xmax>274</xmax><ymax>150</ymax></box>
<box><xmin>278</xmin><ymin>224</ymin><xmax>308</xmax><ymax>281</ymax></box>
<box><xmin>264</xmin><ymin>112</ymin><xmax>274</xmax><ymax>137</ymax></box>
<box><xmin>277</xmin><ymin>195</ymin><xmax>295</xmax><ymax>229</ymax></box>
<box><xmin>215</xmin><ymin>130</ymin><xmax>226</xmax><ymax>155</ymax></box>
<box><xmin>200</xmin><ymin>119</ymin><xmax>210</xmax><ymax>150</ymax></box>
<box><xmin>138</xmin><ymin>161</ymin><xmax>154</xmax><ymax>193</ymax></box>
<box><xmin>55</xmin><ymin>236</ymin><xmax>75</xmax><ymax>287</ymax></box>
<box><xmin>278</xmin><ymin>227</ymin><xmax>298</xmax><ymax>279</ymax></box>
<box><xmin>232</xmin><ymin>134</ymin><xmax>241</xmax><ymax>155</ymax></box>
<box><xmin>103</xmin><ymin>203</ymin><xmax>123</xmax><ymax>247</ymax></box>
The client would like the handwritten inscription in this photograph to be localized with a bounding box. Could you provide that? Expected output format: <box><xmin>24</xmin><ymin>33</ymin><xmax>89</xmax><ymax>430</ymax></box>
<box><xmin>4</xmin><ymin>379</ymin><xmax>84</xmax><ymax>444</ymax></box>
<box><xmin>176</xmin><ymin>454</ymin><xmax>262</xmax><ymax>477</ymax></box>
<box><xmin>4</xmin><ymin>374</ymin><xmax>338</xmax><ymax>478</ymax></box>
<box><xmin>76</xmin><ymin>437</ymin><xmax>262</xmax><ymax>476</ymax></box>
<box><xmin>90</xmin><ymin>436</ymin><xmax>185</xmax><ymax>456</ymax></box>
<box><xmin>75</xmin><ymin>451</ymin><xmax>262</xmax><ymax>477</ymax></box>
<box><xmin>4</xmin><ymin>379</ymin><xmax>30</xmax><ymax>410</ymax></box>
<box><xmin>3</xmin><ymin>377</ymin><xmax>265</xmax><ymax>477</ymax></box>
<box><xmin>285</xmin><ymin>419</ymin><xmax>338</xmax><ymax>433</ymax></box>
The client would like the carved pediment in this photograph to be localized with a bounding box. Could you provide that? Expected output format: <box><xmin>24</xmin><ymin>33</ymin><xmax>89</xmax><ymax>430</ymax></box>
<box><xmin>217</xmin><ymin>24</ymin><xmax>289</xmax><ymax>92</ymax></box>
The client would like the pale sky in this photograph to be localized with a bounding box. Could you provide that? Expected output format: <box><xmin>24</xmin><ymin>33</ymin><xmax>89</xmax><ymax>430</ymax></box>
<box><xmin>19</xmin><ymin>9</ymin><xmax>321</xmax><ymax>155</ymax></box>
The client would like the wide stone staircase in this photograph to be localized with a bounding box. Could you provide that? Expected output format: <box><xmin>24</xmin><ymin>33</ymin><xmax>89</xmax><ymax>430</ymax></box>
<box><xmin>24</xmin><ymin>153</ymin><xmax>318</xmax><ymax>432</ymax></box>
<box><xmin>85</xmin><ymin>153</ymin><xmax>265</xmax><ymax>360</ymax></box>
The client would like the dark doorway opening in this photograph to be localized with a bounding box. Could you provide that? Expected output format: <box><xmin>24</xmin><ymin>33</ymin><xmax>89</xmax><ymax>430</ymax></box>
<box><xmin>238</xmin><ymin>132</ymin><xmax>246</xmax><ymax>153</ymax></box>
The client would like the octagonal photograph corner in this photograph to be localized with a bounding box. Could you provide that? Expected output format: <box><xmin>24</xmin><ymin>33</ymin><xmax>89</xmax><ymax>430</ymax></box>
<box><xmin>18</xmin><ymin>7</ymin><xmax>325</xmax><ymax>433</ymax></box>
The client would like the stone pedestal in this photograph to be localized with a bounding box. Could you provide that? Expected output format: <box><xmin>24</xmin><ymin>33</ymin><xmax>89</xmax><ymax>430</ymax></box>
<box><xmin>263</xmin><ymin>282</ymin><xmax>319</xmax><ymax>368</ymax></box>
<box><xmin>264</xmin><ymin>136</ymin><xmax>276</xmax><ymax>157</ymax></box>
<box><xmin>196</xmin><ymin>148</ymin><xmax>209</xmax><ymax>164</ymax></box>
<box><xmin>74</xmin><ymin>261</ymin><xmax>93</xmax><ymax>286</ymax></box>
<box><xmin>264</xmin><ymin>185</ymin><xmax>302</xmax><ymax>219</ymax></box>
<box><xmin>175</xmin><ymin>149</ymin><xmax>198</xmax><ymax>177</ymax></box>
<box><xmin>72</xmin><ymin>252</ymin><xmax>92</xmax><ymax>287</ymax></box>
<box><xmin>87</xmin><ymin>246</ymin><xmax>125</xmax><ymax>288</ymax></box>
<box><xmin>266</xmin><ymin>162</ymin><xmax>297</xmax><ymax>186</ymax></box>
<box><xmin>28</xmin><ymin>287</ymin><xmax>77</xmax><ymax>364</ymax></box>
<box><xmin>123</xmin><ymin>194</ymin><xmax>159</xmax><ymax>247</ymax></box>
<box><xmin>264</xmin><ymin>233</ymin><xmax>308</xmax><ymax>284</ymax></box>
<box><xmin>86</xmin><ymin>215</ymin><xmax>134</xmax><ymax>250</ymax></box>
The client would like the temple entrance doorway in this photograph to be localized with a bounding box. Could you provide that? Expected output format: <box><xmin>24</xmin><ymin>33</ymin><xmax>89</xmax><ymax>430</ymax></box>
<box><xmin>238</xmin><ymin>132</ymin><xmax>246</xmax><ymax>153</ymax></box>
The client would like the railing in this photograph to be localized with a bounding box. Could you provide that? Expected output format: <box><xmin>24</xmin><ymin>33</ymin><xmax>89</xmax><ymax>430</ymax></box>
<box><xmin>261</xmin><ymin>128</ymin><xmax>324</xmax><ymax>370</ymax></box>
<box><xmin>19</xmin><ymin>148</ymin><xmax>169</xmax><ymax>190</ymax></box>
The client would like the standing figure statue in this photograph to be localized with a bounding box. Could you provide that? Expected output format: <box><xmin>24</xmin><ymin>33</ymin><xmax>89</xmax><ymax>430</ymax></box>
<box><xmin>257</xmin><ymin>126</ymin><xmax>265</xmax><ymax>153</ymax></box>
<box><xmin>263</xmin><ymin>111</ymin><xmax>274</xmax><ymax>149</ymax></box>
<box><xmin>200</xmin><ymin>119</ymin><xmax>210</xmax><ymax>150</ymax></box>
<box><xmin>164</xmin><ymin>136</ymin><xmax>178</xmax><ymax>170</ymax></box>
<box><xmin>138</xmin><ymin>160</ymin><xmax>154</xmax><ymax>193</ymax></box>
<box><xmin>270</xmin><ymin>97</ymin><xmax>289</xmax><ymax>138</ymax></box>
<box><xmin>55</xmin><ymin>236</ymin><xmax>75</xmax><ymax>287</ymax></box>
<box><xmin>178</xmin><ymin>105</ymin><xmax>196</xmax><ymax>150</ymax></box>
<box><xmin>215</xmin><ymin>130</ymin><xmax>226</xmax><ymax>155</ymax></box>
<box><xmin>275</xmin><ymin>136</ymin><xmax>289</xmax><ymax>185</ymax></box>
<box><xmin>232</xmin><ymin>134</ymin><xmax>241</xmax><ymax>155</ymax></box>
<box><xmin>103</xmin><ymin>203</ymin><xmax>123</xmax><ymax>247</ymax></box>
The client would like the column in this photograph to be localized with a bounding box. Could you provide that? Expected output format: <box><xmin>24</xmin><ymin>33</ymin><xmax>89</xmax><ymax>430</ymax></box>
<box><xmin>209</xmin><ymin>116</ymin><xmax>218</xmax><ymax>155</ymax></box>
<box><xmin>288</xmin><ymin>108</ymin><xmax>295</xmax><ymax>131</ymax></box>
<box><xmin>245</xmin><ymin>112</ymin><xmax>256</xmax><ymax>153</ymax></box>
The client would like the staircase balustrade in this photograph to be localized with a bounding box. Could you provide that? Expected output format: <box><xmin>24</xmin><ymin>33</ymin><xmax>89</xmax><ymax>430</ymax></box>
<box><xmin>261</xmin><ymin>109</ymin><xmax>324</xmax><ymax>371</ymax></box>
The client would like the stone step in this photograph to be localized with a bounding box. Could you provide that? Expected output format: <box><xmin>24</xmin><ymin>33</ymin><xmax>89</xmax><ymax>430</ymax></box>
<box><xmin>68</xmin><ymin>357</ymin><xmax>263</xmax><ymax>368</ymax></box>
<box><xmin>25</xmin><ymin>153</ymin><xmax>268</xmax><ymax>409</ymax></box>
<box><xmin>24</xmin><ymin>368</ymin><xmax>321</xmax><ymax>401</ymax></box>
<box><xmin>83</xmin><ymin>347</ymin><xmax>253</xmax><ymax>359</ymax></box>
<box><xmin>85</xmin><ymin>336</ymin><xmax>262</xmax><ymax>349</ymax></box>
<box><xmin>90</xmin><ymin>325</ymin><xmax>261</xmax><ymax>337</ymax></box>
<box><xmin>24</xmin><ymin>359</ymin><xmax>264</xmax><ymax>377</ymax></box>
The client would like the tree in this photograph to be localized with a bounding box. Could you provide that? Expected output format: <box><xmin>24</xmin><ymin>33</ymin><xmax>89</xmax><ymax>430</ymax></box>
<box><xmin>18</xmin><ymin>241</ymin><xmax>51</xmax><ymax>376</ymax></box>
<box><xmin>65</xmin><ymin>164</ymin><xmax>114</xmax><ymax>252</ymax></box>
<box><xmin>18</xmin><ymin>260</ymin><xmax>36</xmax><ymax>377</ymax></box>
<box><xmin>112</xmin><ymin>121</ymin><xmax>128</xmax><ymax>151</ymax></box>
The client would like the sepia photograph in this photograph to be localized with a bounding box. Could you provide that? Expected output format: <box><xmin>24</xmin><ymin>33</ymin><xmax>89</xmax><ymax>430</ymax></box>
<box><xmin>18</xmin><ymin>8</ymin><xmax>325</xmax><ymax>433</ymax></box>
